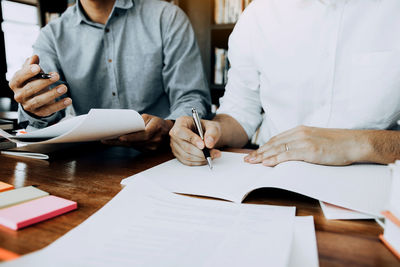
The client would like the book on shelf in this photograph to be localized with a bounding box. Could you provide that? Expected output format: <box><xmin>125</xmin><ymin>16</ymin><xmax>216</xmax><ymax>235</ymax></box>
<box><xmin>380</xmin><ymin>161</ymin><xmax>400</xmax><ymax>260</ymax></box>
<box><xmin>214</xmin><ymin>48</ymin><xmax>229</xmax><ymax>86</ymax></box>
<box><xmin>214</xmin><ymin>0</ymin><xmax>252</xmax><ymax>24</ymax></box>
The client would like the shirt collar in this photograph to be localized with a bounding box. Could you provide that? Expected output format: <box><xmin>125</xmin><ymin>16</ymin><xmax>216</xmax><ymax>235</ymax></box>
<box><xmin>73</xmin><ymin>0</ymin><xmax>135</xmax><ymax>27</ymax></box>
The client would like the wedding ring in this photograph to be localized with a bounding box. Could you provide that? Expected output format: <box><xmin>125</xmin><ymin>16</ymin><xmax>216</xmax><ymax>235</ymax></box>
<box><xmin>284</xmin><ymin>143</ymin><xmax>289</xmax><ymax>152</ymax></box>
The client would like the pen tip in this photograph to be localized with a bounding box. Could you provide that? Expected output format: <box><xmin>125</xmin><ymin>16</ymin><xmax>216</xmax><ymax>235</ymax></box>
<box><xmin>207</xmin><ymin>157</ymin><xmax>213</xmax><ymax>170</ymax></box>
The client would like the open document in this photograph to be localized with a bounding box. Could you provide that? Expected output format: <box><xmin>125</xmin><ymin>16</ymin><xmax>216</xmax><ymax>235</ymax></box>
<box><xmin>3</xmin><ymin>178</ymin><xmax>318</xmax><ymax>267</ymax></box>
<box><xmin>122</xmin><ymin>152</ymin><xmax>391</xmax><ymax>217</ymax></box>
<box><xmin>0</xmin><ymin>109</ymin><xmax>145</xmax><ymax>145</ymax></box>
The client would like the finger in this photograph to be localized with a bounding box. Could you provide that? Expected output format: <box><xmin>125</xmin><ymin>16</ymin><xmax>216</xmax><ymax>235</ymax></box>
<box><xmin>21</xmin><ymin>72</ymin><xmax>59</xmax><ymax>96</ymax></box>
<box><xmin>171</xmin><ymin>137</ymin><xmax>205</xmax><ymax>161</ymax></box>
<box><xmin>170</xmin><ymin>124</ymin><xmax>204</xmax><ymax>149</ymax></box>
<box><xmin>261</xmin><ymin>149</ymin><xmax>306</xmax><ymax>167</ymax></box>
<box><xmin>203</xmin><ymin>122</ymin><xmax>220</xmax><ymax>149</ymax></box>
<box><xmin>141</xmin><ymin>113</ymin><xmax>152</xmax><ymax>124</ymax></box>
<box><xmin>245</xmin><ymin>129</ymin><xmax>304</xmax><ymax>162</ymax></box>
<box><xmin>210</xmin><ymin>149</ymin><xmax>221</xmax><ymax>159</ymax></box>
<box><xmin>246</xmin><ymin>139</ymin><xmax>305</xmax><ymax>164</ymax></box>
<box><xmin>171</xmin><ymin>139</ymin><xmax>207</xmax><ymax>166</ymax></box>
<box><xmin>9</xmin><ymin>64</ymin><xmax>43</xmax><ymax>91</ymax></box>
<box><xmin>22</xmin><ymin>84</ymin><xmax>68</xmax><ymax>112</ymax></box>
<box><xmin>245</xmin><ymin>143</ymin><xmax>288</xmax><ymax>164</ymax></box>
<box><xmin>22</xmin><ymin>55</ymin><xmax>39</xmax><ymax>68</ymax></box>
<box><xmin>32</xmin><ymin>97</ymin><xmax>72</xmax><ymax>117</ymax></box>
<box><xmin>256</xmin><ymin>126</ymin><xmax>313</xmax><ymax>156</ymax></box>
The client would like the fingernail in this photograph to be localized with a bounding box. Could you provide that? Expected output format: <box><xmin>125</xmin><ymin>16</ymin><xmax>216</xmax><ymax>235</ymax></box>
<box><xmin>196</xmin><ymin>141</ymin><xmax>204</xmax><ymax>149</ymax></box>
<box><xmin>50</xmin><ymin>73</ymin><xmax>58</xmax><ymax>81</ymax></box>
<box><xmin>31</xmin><ymin>65</ymin><xmax>40</xmax><ymax>73</ymax></box>
<box><xmin>63</xmin><ymin>98</ymin><xmax>72</xmax><ymax>105</ymax></box>
<box><xmin>205</xmin><ymin>136</ymin><xmax>214</xmax><ymax>146</ymax></box>
<box><xmin>249</xmin><ymin>157</ymin><xmax>256</xmax><ymax>162</ymax></box>
<box><xmin>57</xmin><ymin>86</ymin><xmax>66</xmax><ymax>94</ymax></box>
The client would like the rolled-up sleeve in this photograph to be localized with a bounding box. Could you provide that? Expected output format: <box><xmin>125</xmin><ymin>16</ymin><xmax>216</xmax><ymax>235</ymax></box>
<box><xmin>161</xmin><ymin>6</ymin><xmax>211</xmax><ymax>120</ymax></box>
<box><xmin>217</xmin><ymin>5</ymin><xmax>263</xmax><ymax>139</ymax></box>
<box><xmin>18</xmin><ymin>25</ymin><xmax>65</xmax><ymax>129</ymax></box>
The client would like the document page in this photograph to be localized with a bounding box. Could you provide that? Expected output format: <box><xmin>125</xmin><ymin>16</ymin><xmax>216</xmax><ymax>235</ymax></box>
<box><xmin>0</xmin><ymin>109</ymin><xmax>145</xmax><ymax>144</ymax></box>
<box><xmin>124</xmin><ymin>152</ymin><xmax>391</xmax><ymax>216</ymax></box>
<box><xmin>4</xmin><ymin>178</ymin><xmax>297</xmax><ymax>267</ymax></box>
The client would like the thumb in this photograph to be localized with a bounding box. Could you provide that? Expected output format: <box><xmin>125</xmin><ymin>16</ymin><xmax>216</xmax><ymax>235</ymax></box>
<box><xmin>203</xmin><ymin>121</ymin><xmax>220</xmax><ymax>149</ymax></box>
<box><xmin>23</xmin><ymin>55</ymin><xmax>39</xmax><ymax>68</ymax></box>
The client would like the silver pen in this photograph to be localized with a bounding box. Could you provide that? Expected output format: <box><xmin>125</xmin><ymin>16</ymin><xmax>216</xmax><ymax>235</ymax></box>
<box><xmin>191</xmin><ymin>108</ymin><xmax>213</xmax><ymax>170</ymax></box>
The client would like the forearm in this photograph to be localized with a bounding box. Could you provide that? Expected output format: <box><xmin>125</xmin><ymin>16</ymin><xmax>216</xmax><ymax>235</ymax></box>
<box><xmin>361</xmin><ymin>130</ymin><xmax>400</xmax><ymax>164</ymax></box>
<box><xmin>213</xmin><ymin>114</ymin><xmax>249</xmax><ymax>148</ymax></box>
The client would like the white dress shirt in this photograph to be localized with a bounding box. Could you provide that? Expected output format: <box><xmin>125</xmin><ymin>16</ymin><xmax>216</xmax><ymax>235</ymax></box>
<box><xmin>217</xmin><ymin>0</ymin><xmax>400</xmax><ymax>145</ymax></box>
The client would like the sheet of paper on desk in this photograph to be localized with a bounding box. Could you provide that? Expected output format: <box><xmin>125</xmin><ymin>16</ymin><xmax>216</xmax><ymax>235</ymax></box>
<box><xmin>123</xmin><ymin>152</ymin><xmax>391</xmax><ymax>217</ymax></box>
<box><xmin>0</xmin><ymin>109</ymin><xmax>145</xmax><ymax>145</ymax></box>
<box><xmin>2</xmin><ymin>178</ymin><xmax>318</xmax><ymax>267</ymax></box>
<box><xmin>319</xmin><ymin>201</ymin><xmax>377</xmax><ymax>220</ymax></box>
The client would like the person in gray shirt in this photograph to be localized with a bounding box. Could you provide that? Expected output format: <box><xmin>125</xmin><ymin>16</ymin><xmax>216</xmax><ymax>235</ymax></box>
<box><xmin>9</xmin><ymin>0</ymin><xmax>210</xmax><ymax>151</ymax></box>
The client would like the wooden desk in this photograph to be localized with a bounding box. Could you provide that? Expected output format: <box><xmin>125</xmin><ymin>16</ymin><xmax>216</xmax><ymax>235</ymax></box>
<box><xmin>0</xmin><ymin>144</ymin><xmax>398</xmax><ymax>266</ymax></box>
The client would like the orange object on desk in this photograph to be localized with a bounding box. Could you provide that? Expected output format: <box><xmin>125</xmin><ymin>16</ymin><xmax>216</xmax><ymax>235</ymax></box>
<box><xmin>0</xmin><ymin>247</ymin><xmax>19</xmax><ymax>261</ymax></box>
<box><xmin>0</xmin><ymin>182</ymin><xmax>13</xmax><ymax>193</ymax></box>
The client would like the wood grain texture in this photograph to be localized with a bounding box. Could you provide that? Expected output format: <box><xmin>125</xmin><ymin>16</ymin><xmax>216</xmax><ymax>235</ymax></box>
<box><xmin>0</xmin><ymin>144</ymin><xmax>398</xmax><ymax>266</ymax></box>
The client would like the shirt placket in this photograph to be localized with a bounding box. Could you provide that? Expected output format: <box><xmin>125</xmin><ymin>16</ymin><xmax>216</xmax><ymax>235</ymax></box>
<box><xmin>324</xmin><ymin>2</ymin><xmax>346</xmax><ymax>127</ymax></box>
<box><xmin>104</xmin><ymin>24</ymin><xmax>120</xmax><ymax>107</ymax></box>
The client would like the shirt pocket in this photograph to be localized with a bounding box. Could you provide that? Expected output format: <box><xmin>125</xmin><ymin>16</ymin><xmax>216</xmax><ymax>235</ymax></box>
<box><xmin>346</xmin><ymin>50</ymin><xmax>400</xmax><ymax>128</ymax></box>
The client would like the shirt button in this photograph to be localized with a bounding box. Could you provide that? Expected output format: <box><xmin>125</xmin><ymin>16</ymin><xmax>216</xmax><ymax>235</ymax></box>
<box><xmin>112</xmin><ymin>92</ymin><xmax>116</xmax><ymax>96</ymax></box>
<box><xmin>108</xmin><ymin>59</ymin><xmax>112</xmax><ymax>63</ymax></box>
<box><xmin>105</xmin><ymin>28</ymin><xmax>110</xmax><ymax>33</ymax></box>
<box><xmin>115</xmin><ymin>13</ymin><xmax>119</xmax><ymax>17</ymax></box>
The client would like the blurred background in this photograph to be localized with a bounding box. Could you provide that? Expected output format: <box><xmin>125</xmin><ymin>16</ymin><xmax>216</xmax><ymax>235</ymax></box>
<box><xmin>0</xmin><ymin>0</ymin><xmax>251</xmax><ymax>112</ymax></box>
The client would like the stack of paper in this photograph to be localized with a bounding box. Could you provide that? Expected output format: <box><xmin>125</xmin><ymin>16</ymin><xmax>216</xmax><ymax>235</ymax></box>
<box><xmin>380</xmin><ymin>161</ymin><xmax>400</xmax><ymax>260</ymax></box>
<box><xmin>0</xmin><ymin>185</ymin><xmax>77</xmax><ymax>230</ymax></box>
<box><xmin>3</xmin><ymin>178</ymin><xmax>319</xmax><ymax>267</ymax></box>
<box><xmin>0</xmin><ymin>109</ymin><xmax>145</xmax><ymax>145</ymax></box>
<box><xmin>122</xmin><ymin>152</ymin><xmax>391</xmax><ymax>217</ymax></box>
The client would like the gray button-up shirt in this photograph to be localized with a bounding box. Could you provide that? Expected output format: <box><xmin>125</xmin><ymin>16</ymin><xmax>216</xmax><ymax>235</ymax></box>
<box><xmin>19</xmin><ymin>0</ymin><xmax>210</xmax><ymax>128</ymax></box>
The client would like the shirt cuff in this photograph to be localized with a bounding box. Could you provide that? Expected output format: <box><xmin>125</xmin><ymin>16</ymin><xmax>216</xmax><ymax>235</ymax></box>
<box><xmin>166</xmin><ymin>103</ymin><xmax>209</xmax><ymax>121</ymax></box>
<box><xmin>18</xmin><ymin>104</ymin><xmax>62</xmax><ymax>129</ymax></box>
<box><xmin>216</xmin><ymin>106</ymin><xmax>262</xmax><ymax>140</ymax></box>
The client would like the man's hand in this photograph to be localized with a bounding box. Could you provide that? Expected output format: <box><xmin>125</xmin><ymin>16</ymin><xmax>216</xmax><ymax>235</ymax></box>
<box><xmin>9</xmin><ymin>55</ymin><xmax>72</xmax><ymax>117</ymax></box>
<box><xmin>102</xmin><ymin>114</ymin><xmax>174</xmax><ymax>151</ymax></box>
<box><xmin>169</xmin><ymin>116</ymin><xmax>221</xmax><ymax>166</ymax></box>
<box><xmin>244</xmin><ymin>126</ymin><xmax>371</xmax><ymax>166</ymax></box>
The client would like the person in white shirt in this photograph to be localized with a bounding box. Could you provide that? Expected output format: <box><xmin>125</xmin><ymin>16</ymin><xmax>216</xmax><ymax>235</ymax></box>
<box><xmin>169</xmin><ymin>0</ymin><xmax>400</xmax><ymax>167</ymax></box>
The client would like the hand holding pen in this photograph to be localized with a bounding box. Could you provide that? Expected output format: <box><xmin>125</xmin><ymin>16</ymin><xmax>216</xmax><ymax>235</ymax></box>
<box><xmin>192</xmin><ymin>108</ymin><xmax>213</xmax><ymax>169</ymax></box>
<box><xmin>169</xmin><ymin>112</ymin><xmax>222</xmax><ymax>167</ymax></box>
<box><xmin>8</xmin><ymin>55</ymin><xmax>72</xmax><ymax>118</ymax></box>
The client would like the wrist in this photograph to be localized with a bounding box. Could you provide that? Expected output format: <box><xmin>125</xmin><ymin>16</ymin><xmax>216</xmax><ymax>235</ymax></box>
<box><xmin>349</xmin><ymin>130</ymin><xmax>375</xmax><ymax>163</ymax></box>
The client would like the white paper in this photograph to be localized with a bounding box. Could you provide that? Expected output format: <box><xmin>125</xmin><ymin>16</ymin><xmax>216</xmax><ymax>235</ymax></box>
<box><xmin>319</xmin><ymin>201</ymin><xmax>377</xmax><ymax>220</ymax></box>
<box><xmin>0</xmin><ymin>151</ymin><xmax>49</xmax><ymax>160</ymax></box>
<box><xmin>123</xmin><ymin>152</ymin><xmax>391</xmax><ymax>217</ymax></box>
<box><xmin>288</xmin><ymin>216</ymin><xmax>319</xmax><ymax>267</ymax></box>
<box><xmin>3</xmin><ymin>178</ymin><xmax>301</xmax><ymax>267</ymax></box>
<box><xmin>0</xmin><ymin>109</ymin><xmax>145</xmax><ymax>145</ymax></box>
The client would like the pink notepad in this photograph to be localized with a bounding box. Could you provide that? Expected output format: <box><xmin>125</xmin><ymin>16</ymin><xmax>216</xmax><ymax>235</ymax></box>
<box><xmin>0</xmin><ymin>195</ymin><xmax>77</xmax><ymax>230</ymax></box>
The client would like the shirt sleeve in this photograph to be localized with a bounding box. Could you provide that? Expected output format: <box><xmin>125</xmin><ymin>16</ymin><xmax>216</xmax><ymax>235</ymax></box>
<box><xmin>161</xmin><ymin>5</ymin><xmax>211</xmax><ymax>120</ymax></box>
<box><xmin>18</xmin><ymin>25</ymin><xmax>66</xmax><ymax>129</ymax></box>
<box><xmin>216</xmin><ymin>4</ymin><xmax>263</xmax><ymax>140</ymax></box>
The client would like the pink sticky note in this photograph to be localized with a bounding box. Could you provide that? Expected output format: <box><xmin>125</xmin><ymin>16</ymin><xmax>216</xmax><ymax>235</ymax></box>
<box><xmin>0</xmin><ymin>195</ymin><xmax>77</xmax><ymax>230</ymax></box>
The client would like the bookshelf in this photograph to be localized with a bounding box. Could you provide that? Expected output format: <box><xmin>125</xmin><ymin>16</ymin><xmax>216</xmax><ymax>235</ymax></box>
<box><xmin>37</xmin><ymin>0</ymin><xmax>70</xmax><ymax>26</ymax></box>
<box><xmin>178</xmin><ymin>0</ymin><xmax>249</xmax><ymax>106</ymax></box>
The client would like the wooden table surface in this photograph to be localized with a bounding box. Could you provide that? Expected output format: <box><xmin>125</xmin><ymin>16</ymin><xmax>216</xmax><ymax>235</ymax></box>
<box><xmin>0</xmin><ymin>143</ymin><xmax>398</xmax><ymax>266</ymax></box>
